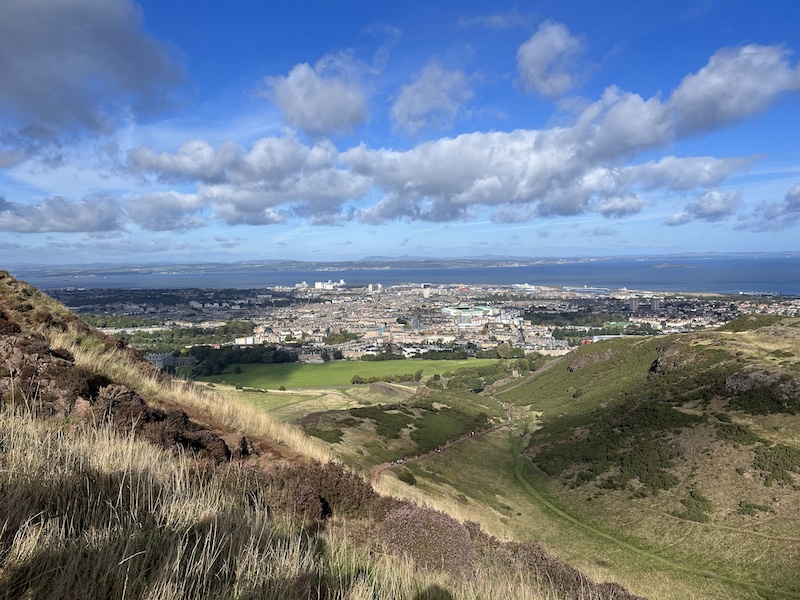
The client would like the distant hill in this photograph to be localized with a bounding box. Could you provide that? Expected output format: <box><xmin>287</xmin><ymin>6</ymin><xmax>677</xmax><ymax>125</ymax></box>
<box><xmin>0</xmin><ymin>270</ymin><xmax>644</xmax><ymax>600</ymax></box>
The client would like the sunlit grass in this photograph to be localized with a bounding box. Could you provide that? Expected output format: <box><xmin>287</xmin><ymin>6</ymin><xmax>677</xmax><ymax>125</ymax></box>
<box><xmin>194</xmin><ymin>358</ymin><xmax>501</xmax><ymax>389</ymax></box>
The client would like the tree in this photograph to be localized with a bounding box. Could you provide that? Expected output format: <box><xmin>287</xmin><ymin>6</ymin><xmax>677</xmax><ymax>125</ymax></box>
<box><xmin>234</xmin><ymin>365</ymin><xmax>242</xmax><ymax>374</ymax></box>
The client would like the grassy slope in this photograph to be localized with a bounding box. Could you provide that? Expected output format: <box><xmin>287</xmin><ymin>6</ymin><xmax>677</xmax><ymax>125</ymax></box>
<box><xmin>491</xmin><ymin>322</ymin><xmax>800</xmax><ymax>598</ymax></box>
<box><xmin>398</xmin><ymin>429</ymin><xmax>755</xmax><ymax>600</ymax></box>
<box><xmin>193</xmin><ymin>357</ymin><xmax>501</xmax><ymax>388</ymax></box>
<box><xmin>216</xmin><ymin>382</ymin><xmax>508</xmax><ymax>470</ymax></box>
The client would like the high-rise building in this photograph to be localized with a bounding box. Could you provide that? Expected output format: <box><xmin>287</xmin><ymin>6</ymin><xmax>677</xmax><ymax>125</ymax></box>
<box><xmin>651</xmin><ymin>297</ymin><xmax>662</xmax><ymax>312</ymax></box>
<box><xmin>629</xmin><ymin>297</ymin><xmax>639</xmax><ymax>312</ymax></box>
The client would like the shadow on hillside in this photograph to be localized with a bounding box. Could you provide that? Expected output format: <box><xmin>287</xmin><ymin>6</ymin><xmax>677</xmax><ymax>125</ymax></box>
<box><xmin>414</xmin><ymin>584</ymin><xmax>454</xmax><ymax>600</ymax></box>
<box><xmin>1</xmin><ymin>508</ymin><xmax>334</xmax><ymax>599</ymax></box>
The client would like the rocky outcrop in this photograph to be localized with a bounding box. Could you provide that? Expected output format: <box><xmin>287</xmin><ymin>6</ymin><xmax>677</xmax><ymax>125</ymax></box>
<box><xmin>569</xmin><ymin>348</ymin><xmax>617</xmax><ymax>371</ymax></box>
<box><xmin>0</xmin><ymin>300</ymin><xmax>235</xmax><ymax>463</ymax></box>
<box><xmin>724</xmin><ymin>365</ymin><xmax>781</xmax><ymax>394</ymax></box>
<box><xmin>724</xmin><ymin>365</ymin><xmax>799</xmax><ymax>414</ymax></box>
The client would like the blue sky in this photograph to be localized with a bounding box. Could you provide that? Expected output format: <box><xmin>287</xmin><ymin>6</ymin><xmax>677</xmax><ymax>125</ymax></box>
<box><xmin>1</xmin><ymin>0</ymin><xmax>800</xmax><ymax>266</ymax></box>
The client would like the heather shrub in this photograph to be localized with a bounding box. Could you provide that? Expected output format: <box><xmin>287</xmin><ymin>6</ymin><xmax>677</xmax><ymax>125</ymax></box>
<box><xmin>397</xmin><ymin>468</ymin><xmax>417</xmax><ymax>486</ymax></box>
<box><xmin>0</xmin><ymin>310</ymin><xmax>21</xmax><ymax>335</ymax></box>
<box><xmin>49</xmin><ymin>364</ymin><xmax>112</xmax><ymax>404</ymax></box>
<box><xmin>266</xmin><ymin>460</ymin><xmax>402</xmax><ymax>520</ymax></box>
<box><xmin>380</xmin><ymin>505</ymin><xmax>475</xmax><ymax>579</ymax></box>
<box><xmin>413</xmin><ymin>584</ymin><xmax>456</xmax><ymax>600</ymax></box>
<box><xmin>752</xmin><ymin>444</ymin><xmax>800</xmax><ymax>485</ymax></box>
<box><xmin>49</xmin><ymin>347</ymin><xmax>75</xmax><ymax>362</ymax></box>
<box><xmin>464</xmin><ymin>521</ymin><xmax>646</xmax><ymax>599</ymax></box>
<box><xmin>671</xmin><ymin>489</ymin><xmax>713</xmax><ymax>523</ymax></box>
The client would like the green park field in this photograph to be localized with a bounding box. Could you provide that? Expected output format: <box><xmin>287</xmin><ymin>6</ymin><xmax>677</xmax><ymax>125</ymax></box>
<box><xmin>191</xmin><ymin>357</ymin><xmax>502</xmax><ymax>389</ymax></box>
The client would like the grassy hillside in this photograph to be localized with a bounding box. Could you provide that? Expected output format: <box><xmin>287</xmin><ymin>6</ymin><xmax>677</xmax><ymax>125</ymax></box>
<box><xmin>493</xmin><ymin>318</ymin><xmax>800</xmax><ymax>598</ymax></box>
<box><xmin>0</xmin><ymin>270</ymin><xmax>643</xmax><ymax>600</ymax></box>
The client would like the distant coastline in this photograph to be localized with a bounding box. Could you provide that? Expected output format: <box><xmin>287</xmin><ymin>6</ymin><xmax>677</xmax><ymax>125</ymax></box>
<box><xmin>8</xmin><ymin>254</ymin><xmax>800</xmax><ymax>296</ymax></box>
<box><xmin>651</xmin><ymin>263</ymin><xmax>699</xmax><ymax>269</ymax></box>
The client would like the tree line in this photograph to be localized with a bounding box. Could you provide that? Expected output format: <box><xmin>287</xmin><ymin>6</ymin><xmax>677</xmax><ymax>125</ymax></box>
<box><xmin>189</xmin><ymin>345</ymin><xmax>298</xmax><ymax>376</ymax></box>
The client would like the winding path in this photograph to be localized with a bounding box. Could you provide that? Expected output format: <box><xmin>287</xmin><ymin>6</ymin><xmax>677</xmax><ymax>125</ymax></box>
<box><xmin>367</xmin><ymin>361</ymin><xmax>561</xmax><ymax>486</ymax></box>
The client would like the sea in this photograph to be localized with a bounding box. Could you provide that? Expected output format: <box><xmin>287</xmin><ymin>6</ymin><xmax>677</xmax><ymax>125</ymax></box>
<box><xmin>11</xmin><ymin>255</ymin><xmax>800</xmax><ymax>296</ymax></box>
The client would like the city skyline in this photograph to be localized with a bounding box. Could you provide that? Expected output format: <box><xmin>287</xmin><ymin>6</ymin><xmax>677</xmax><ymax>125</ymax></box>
<box><xmin>1</xmin><ymin>0</ymin><xmax>800</xmax><ymax>266</ymax></box>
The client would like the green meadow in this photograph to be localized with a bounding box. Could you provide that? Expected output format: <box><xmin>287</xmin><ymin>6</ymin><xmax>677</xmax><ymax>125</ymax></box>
<box><xmin>192</xmin><ymin>357</ymin><xmax>501</xmax><ymax>388</ymax></box>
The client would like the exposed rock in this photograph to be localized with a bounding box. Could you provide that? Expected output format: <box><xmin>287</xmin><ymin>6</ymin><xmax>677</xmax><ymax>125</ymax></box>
<box><xmin>725</xmin><ymin>366</ymin><xmax>779</xmax><ymax>394</ymax></box>
<box><xmin>95</xmin><ymin>384</ymin><xmax>231</xmax><ymax>463</ymax></box>
<box><xmin>0</xmin><ymin>308</ymin><xmax>233</xmax><ymax>463</ymax></box>
<box><xmin>569</xmin><ymin>348</ymin><xmax>617</xmax><ymax>371</ymax></box>
<box><xmin>0</xmin><ymin>333</ymin><xmax>98</xmax><ymax>415</ymax></box>
<box><xmin>651</xmin><ymin>342</ymin><xmax>698</xmax><ymax>373</ymax></box>
<box><xmin>414</xmin><ymin>385</ymin><xmax>434</xmax><ymax>398</ymax></box>
<box><xmin>724</xmin><ymin>365</ymin><xmax>799</xmax><ymax>414</ymax></box>
<box><xmin>220</xmin><ymin>433</ymin><xmax>253</xmax><ymax>459</ymax></box>
<box><xmin>70</xmin><ymin>398</ymin><xmax>92</xmax><ymax>417</ymax></box>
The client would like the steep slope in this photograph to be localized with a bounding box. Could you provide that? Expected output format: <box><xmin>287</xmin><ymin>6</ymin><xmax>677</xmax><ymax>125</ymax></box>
<box><xmin>0</xmin><ymin>271</ymin><xmax>643</xmax><ymax>600</ymax></box>
<box><xmin>496</xmin><ymin>318</ymin><xmax>800</xmax><ymax>598</ymax></box>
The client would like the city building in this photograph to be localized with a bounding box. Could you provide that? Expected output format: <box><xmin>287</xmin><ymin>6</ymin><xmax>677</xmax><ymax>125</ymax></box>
<box><xmin>145</xmin><ymin>353</ymin><xmax>175</xmax><ymax>370</ymax></box>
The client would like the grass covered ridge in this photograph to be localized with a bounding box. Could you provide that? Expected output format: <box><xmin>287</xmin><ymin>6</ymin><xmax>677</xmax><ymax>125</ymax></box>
<box><xmin>493</xmin><ymin>321</ymin><xmax>800</xmax><ymax>596</ymax></box>
<box><xmin>298</xmin><ymin>388</ymin><xmax>503</xmax><ymax>466</ymax></box>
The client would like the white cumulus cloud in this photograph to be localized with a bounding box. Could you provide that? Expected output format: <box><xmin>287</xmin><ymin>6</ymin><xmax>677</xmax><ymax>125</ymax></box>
<box><xmin>516</xmin><ymin>21</ymin><xmax>587</xmax><ymax>99</ymax></box>
<box><xmin>391</xmin><ymin>62</ymin><xmax>474</xmax><ymax>132</ymax></box>
<box><xmin>263</xmin><ymin>53</ymin><xmax>368</xmax><ymax>136</ymax></box>
<box><xmin>665</xmin><ymin>189</ymin><xmax>743</xmax><ymax>226</ymax></box>
<box><xmin>114</xmin><ymin>44</ymin><xmax>789</xmax><ymax>233</ymax></box>
<box><xmin>670</xmin><ymin>44</ymin><xmax>800</xmax><ymax>136</ymax></box>
<box><xmin>0</xmin><ymin>0</ymin><xmax>182</xmax><ymax>164</ymax></box>
<box><xmin>737</xmin><ymin>182</ymin><xmax>800</xmax><ymax>232</ymax></box>
<box><xmin>126</xmin><ymin>191</ymin><xmax>206</xmax><ymax>231</ymax></box>
<box><xmin>0</xmin><ymin>195</ymin><xmax>123</xmax><ymax>233</ymax></box>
